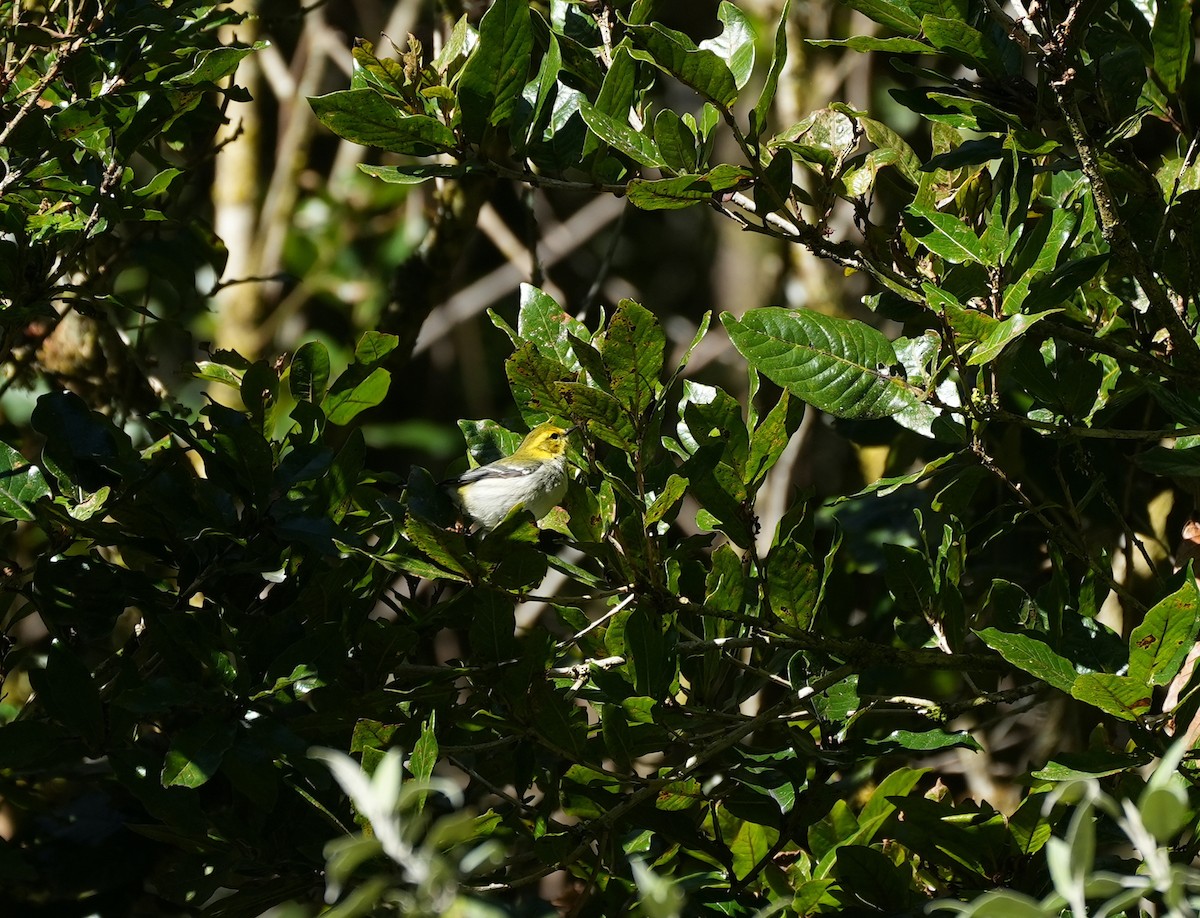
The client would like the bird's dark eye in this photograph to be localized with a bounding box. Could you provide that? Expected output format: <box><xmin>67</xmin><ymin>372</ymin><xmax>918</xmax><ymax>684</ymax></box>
<box><xmin>549</xmin><ymin>432</ymin><xmax>560</xmax><ymax>440</ymax></box>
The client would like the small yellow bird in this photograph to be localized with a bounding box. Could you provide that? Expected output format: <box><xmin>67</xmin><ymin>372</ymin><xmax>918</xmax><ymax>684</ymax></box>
<box><xmin>442</xmin><ymin>422</ymin><xmax>572</xmax><ymax>530</ymax></box>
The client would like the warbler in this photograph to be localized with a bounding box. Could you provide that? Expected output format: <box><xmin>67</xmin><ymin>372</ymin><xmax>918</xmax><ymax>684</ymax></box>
<box><xmin>442</xmin><ymin>422</ymin><xmax>573</xmax><ymax>530</ymax></box>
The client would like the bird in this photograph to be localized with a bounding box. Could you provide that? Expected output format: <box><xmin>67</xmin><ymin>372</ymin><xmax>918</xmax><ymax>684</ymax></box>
<box><xmin>442</xmin><ymin>422</ymin><xmax>573</xmax><ymax>530</ymax></box>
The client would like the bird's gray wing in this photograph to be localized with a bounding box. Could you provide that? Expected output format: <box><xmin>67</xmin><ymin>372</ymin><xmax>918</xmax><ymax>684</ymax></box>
<box><xmin>442</xmin><ymin>463</ymin><xmax>535</xmax><ymax>487</ymax></box>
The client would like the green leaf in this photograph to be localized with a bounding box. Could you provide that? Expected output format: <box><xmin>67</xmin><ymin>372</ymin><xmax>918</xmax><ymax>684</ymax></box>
<box><xmin>747</xmin><ymin>389</ymin><xmax>804</xmax><ymax>486</ymax></box>
<box><xmin>905</xmin><ymin>203</ymin><xmax>988</xmax><ymax>265</ymax></box>
<box><xmin>655</xmin><ymin>778</ymin><xmax>703</xmax><ymax>811</ymax></box>
<box><xmin>645</xmin><ymin>474</ymin><xmax>688</xmax><ymax>527</ymax></box>
<box><xmin>468</xmin><ymin>590</ymin><xmax>517</xmax><ymax>661</ymax></box>
<box><xmin>976</xmin><ymin>627</ymin><xmax>1077</xmax><ymax>693</ymax></box>
<box><xmin>624</xmin><ymin>607</ymin><xmax>671</xmax><ymax>698</ymax></box>
<box><xmin>626</xmin><ymin>164</ymin><xmax>752</xmax><ymax>210</ymax></box>
<box><xmin>965</xmin><ymin>311</ymin><xmax>1060</xmax><ymax>367</ymax></box>
<box><xmin>355</xmin><ymin>331</ymin><xmax>400</xmax><ymax>366</ymax></box>
<box><xmin>507</xmin><ymin>343</ymin><xmax>574</xmax><ymax>418</ymax></box>
<box><xmin>722</xmin><ymin>309</ymin><xmax>920</xmax><ymax>420</ymax></box>
<box><xmin>1008</xmin><ymin>793</ymin><xmax>1053</xmax><ymax>855</ymax></box>
<box><xmin>772</xmin><ymin>108</ymin><xmax>857</xmax><ymax>167</ymax></box>
<box><xmin>859</xmin><ymin>767</ymin><xmax>927</xmax><ymax>826</ymax></box>
<box><xmin>958</xmin><ymin>890</ymin><xmax>1047</xmax><ymax>918</ymax></box>
<box><xmin>653</xmin><ymin>110</ymin><xmax>698</xmax><ymax>173</ymax></box>
<box><xmin>706</xmin><ymin>542</ymin><xmax>746</xmax><ymax>615</ymax></box>
<box><xmin>853</xmin><ymin>113</ymin><xmax>922</xmax><ymax>185</ymax></box>
<box><xmin>1031</xmin><ymin>750</ymin><xmax>1149</xmax><ymax>781</ymax></box>
<box><xmin>405</xmin><ymin>514</ymin><xmax>474</xmax><ymax>580</ymax></box>
<box><xmin>578</xmin><ymin>100</ymin><xmax>665</xmax><ymax>168</ymax></box>
<box><xmin>1071</xmin><ymin>673</ymin><xmax>1152</xmax><ymax>720</ymax></box>
<box><xmin>699</xmin><ymin>2</ymin><xmax>756</xmax><ymax>90</ymax></box>
<box><xmin>921</xmin><ymin>15</ymin><xmax>1009</xmax><ymax>74</ymax></box>
<box><xmin>410</xmin><ymin>713</ymin><xmax>438</xmax><ymax>783</ymax></box>
<box><xmin>752</xmin><ymin>0</ymin><xmax>791</xmax><ymax>138</ymax></box>
<box><xmin>1138</xmin><ymin>445</ymin><xmax>1200</xmax><ymax>477</ymax></box>
<box><xmin>731</xmin><ymin>820</ymin><xmax>778</xmax><ymax>880</ymax></box>
<box><xmin>755</xmin><ymin>149</ymin><xmax>795</xmax><ymax>215</ymax></box>
<box><xmin>458</xmin><ymin>0</ymin><xmax>534</xmax><ymax>141</ymax></box>
<box><xmin>836</xmin><ymin>453</ymin><xmax>955</xmax><ymax>502</ymax></box>
<box><xmin>559</xmin><ymin>383</ymin><xmax>636</xmax><ymax>449</ymax></box>
<box><xmin>309</xmin><ymin>89</ymin><xmax>456</xmax><ymax>154</ymax></box>
<box><xmin>358</xmin><ymin>163</ymin><xmax>467</xmax><ymax>184</ymax></box>
<box><xmin>766</xmin><ymin>540</ymin><xmax>820</xmax><ymax>632</ymax></box>
<box><xmin>289</xmin><ymin>341</ymin><xmax>330</xmax><ymax>403</ymax></box>
<box><xmin>323</xmin><ymin>368</ymin><xmax>391</xmax><ymax>425</ymax></box>
<box><xmin>628</xmin><ymin>23</ymin><xmax>739</xmax><ymax>109</ymax></box>
<box><xmin>520</xmin><ymin>31</ymin><xmax>562</xmax><ymax>152</ymax></box>
<box><xmin>841</xmin><ymin>0</ymin><xmax>922</xmax><ymax>34</ymax></box>
<box><xmin>1152</xmin><ymin>0</ymin><xmax>1192</xmax><ymax>93</ymax></box>
<box><xmin>162</xmin><ymin>716</ymin><xmax>237</xmax><ymax>788</ymax></box>
<box><xmin>600</xmin><ymin>704</ymin><xmax>635</xmax><ymax>770</ymax></box>
<box><xmin>167</xmin><ymin>44</ymin><xmax>262</xmax><ymax>86</ymax></box>
<box><xmin>1128</xmin><ymin>571</ymin><xmax>1200</xmax><ymax>687</ymax></box>
<box><xmin>530</xmin><ymin>678</ymin><xmax>587</xmax><ymax>758</ymax></box>
<box><xmin>600</xmin><ymin>299</ymin><xmax>664</xmax><ymax>418</ymax></box>
<box><xmin>516</xmin><ymin>284</ymin><xmax>588</xmax><ymax>370</ymax></box>
<box><xmin>32</xmin><ymin>390</ymin><xmax>136</xmax><ymax>491</ymax></box>
<box><xmin>808</xmin><ymin>36</ymin><xmax>931</xmax><ymax>53</ymax></box>
<box><xmin>0</xmin><ymin>441</ymin><xmax>50</xmax><ymax>521</ymax></box>
<box><xmin>832</xmin><ymin>846</ymin><xmax>912</xmax><ymax>912</ymax></box>
<box><xmin>868</xmin><ymin>729</ymin><xmax>982</xmax><ymax>752</ymax></box>
<box><xmin>585</xmin><ymin>44</ymin><xmax>638</xmax><ymax>157</ymax></box>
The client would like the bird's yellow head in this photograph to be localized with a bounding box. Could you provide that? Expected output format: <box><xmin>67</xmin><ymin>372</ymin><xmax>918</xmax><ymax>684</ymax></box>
<box><xmin>512</xmin><ymin>422</ymin><xmax>572</xmax><ymax>461</ymax></box>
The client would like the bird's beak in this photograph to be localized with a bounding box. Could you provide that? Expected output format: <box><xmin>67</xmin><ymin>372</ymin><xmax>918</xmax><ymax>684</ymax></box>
<box><xmin>561</xmin><ymin>425</ymin><xmax>578</xmax><ymax>435</ymax></box>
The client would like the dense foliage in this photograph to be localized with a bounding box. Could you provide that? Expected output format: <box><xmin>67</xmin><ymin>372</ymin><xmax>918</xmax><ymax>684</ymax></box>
<box><xmin>7</xmin><ymin>0</ymin><xmax>1200</xmax><ymax>915</ymax></box>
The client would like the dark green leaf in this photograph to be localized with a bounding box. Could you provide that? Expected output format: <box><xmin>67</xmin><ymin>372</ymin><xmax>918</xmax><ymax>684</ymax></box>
<box><xmin>289</xmin><ymin>341</ymin><xmax>330</xmax><ymax>403</ymax></box>
<box><xmin>653</xmin><ymin>109</ymin><xmax>698</xmax><ymax>173</ymax></box>
<box><xmin>752</xmin><ymin>0</ymin><xmax>791</xmax><ymax>138</ymax></box>
<box><xmin>167</xmin><ymin>44</ymin><xmax>261</xmax><ymax>87</ymax></box>
<box><xmin>832</xmin><ymin>846</ymin><xmax>913</xmax><ymax>912</ymax></box>
<box><xmin>965</xmin><ymin>311</ymin><xmax>1060</xmax><ymax>366</ymax></box>
<box><xmin>458</xmin><ymin>0</ymin><xmax>534</xmax><ymax>141</ymax></box>
<box><xmin>628</xmin><ymin>23</ymin><xmax>739</xmax><ymax>109</ymax></box>
<box><xmin>868</xmin><ymin>729</ymin><xmax>982</xmax><ymax>752</ymax></box>
<box><xmin>468</xmin><ymin>590</ymin><xmax>517</xmax><ymax>661</ymax></box>
<box><xmin>32</xmin><ymin>642</ymin><xmax>104</xmax><ymax>749</ymax></box>
<box><xmin>410</xmin><ymin>713</ymin><xmax>438</xmax><ymax>783</ymax></box>
<box><xmin>162</xmin><ymin>716</ymin><xmax>237</xmax><ymax>788</ymax></box>
<box><xmin>624</xmin><ymin>607</ymin><xmax>671</xmax><ymax>698</ymax></box>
